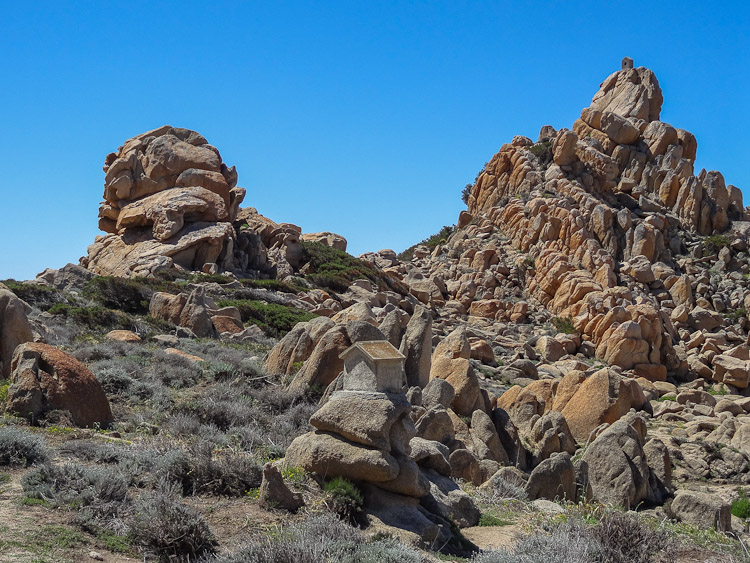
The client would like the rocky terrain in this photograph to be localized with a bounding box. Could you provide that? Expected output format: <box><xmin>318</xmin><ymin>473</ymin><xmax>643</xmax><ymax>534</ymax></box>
<box><xmin>2</xmin><ymin>58</ymin><xmax>750</xmax><ymax>562</ymax></box>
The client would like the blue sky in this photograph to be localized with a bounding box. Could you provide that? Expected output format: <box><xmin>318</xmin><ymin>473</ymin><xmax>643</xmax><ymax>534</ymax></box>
<box><xmin>1</xmin><ymin>1</ymin><xmax>748</xmax><ymax>280</ymax></box>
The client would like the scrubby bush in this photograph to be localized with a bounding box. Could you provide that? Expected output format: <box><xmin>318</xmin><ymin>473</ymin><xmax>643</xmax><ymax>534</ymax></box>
<box><xmin>83</xmin><ymin>276</ymin><xmax>153</xmax><ymax>314</ymax></box>
<box><xmin>0</xmin><ymin>427</ymin><xmax>49</xmax><ymax>466</ymax></box>
<box><xmin>130</xmin><ymin>482</ymin><xmax>216</xmax><ymax>562</ymax></box>
<box><xmin>240</xmin><ymin>278</ymin><xmax>298</xmax><ymax>293</ymax></box>
<box><xmin>216</xmin><ymin>298</ymin><xmax>316</xmax><ymax>336</ymax></box>
<box><xmin>702</xmin><ymin>234</ymin><xmax>730</xmax><ymax>255</ymax></box>
<box><xmin>473</xmin><ymin>520</ymin><xmax>602</xmax><ymax>563</ymax></box>
<box><xmin>732</xmin><ymin>488</ymin><xmax>750</xmax><ymax>519</ymax></box>
<box><xmin>591</xmin><ymin>510</ymin><xmax>673</xmax><ymax>563</ymax></box>
<box><xmin>324</xmin><ymin>477</ymin><xmax>363</xmax><ymax>524</ymax></box>
<box><xmin>47</xmin><ymin>303</ymin><xmax>130</xmax><ymax>330</ymax></box>
<box><xmin>0</xmin><ymin>280</ymin><xmax>66</xmax><ymax>310</ymax></box>
<box><xmin>552</xmin><ymin>316</ymin><xmax>577</xmax><ymax>335</ymax></box>
<box><xmin>22</xmin><ymin>463</ymin><xmax>129</xmax><ymax>508</ymax></box>
<box><xmin>398</xmin><ymin>225</ymin><xmax>456</xmax><ymax>261</ymax></box>
<box><xmin>155</xmin><ymin>442</ymin><xmax>261</xmax><ymax>497</ymax></box>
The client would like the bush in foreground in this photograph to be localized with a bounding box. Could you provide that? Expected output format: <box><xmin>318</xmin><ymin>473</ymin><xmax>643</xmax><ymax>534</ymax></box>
<box><xmin>0</xmin><ymin>427</ymin><xmax>49</xmax><ymax>466</ymax></box>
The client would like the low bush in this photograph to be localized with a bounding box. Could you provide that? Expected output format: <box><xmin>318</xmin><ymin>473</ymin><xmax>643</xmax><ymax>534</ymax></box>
<box><xmin>397</xmin><ymin>225</ymin><xmax>456</xmax><ymax>261</ymax></box>
<box><xmin>0</xmin><ymin>427</ymin><xmax>50</xmax><ymax>466</ymax></box>
<box><xmin>240</xmin><ymin>278</ymin><xmax>298</xmax><ymax>293</ymax></box>
<box><xmin>215</xmin><ymin>299</ymin><xmax>316</xmax><ymax>336</ymax></box>
<box><xmin>83</xmin><ymin>276</ymin><xmax>153</xmax><ymax>314</ymax></box>
<box><xmin>732</xmin><ymin>488</ymin><xmax>750</xmax><ymax>519</ymax></box>
<box><xmin>324</xmin><ymin>476</ymin><xmax>363</xmax><ymax>524</ymax></box>
<box><xmin>473</xmin><ymin>520</ymin><xmax>602</xmax><ymax>563</ymax></box>
<box><xmin>552</xmin><ymin>316</ymin><xmax>577</xmax><ymax>334</ymax></box>
<box><xmin>130</xmin><ymin>482</ymin><xmax>216</xmax><ymax>562</ymax></box>
<box><xmin>702</xmin><ymin>234</ymin><xmax>730</xmax><ymax>255</ymax></box>
<box><xmin>47</xmin><ymin>303</ymin><xmax>130</xmax><ymax>330</ymax></box>
<box><xmin>21</xmin><ymin>463</ymin><xmax>129</xmax><ymax>508</ymax></box>
<box><xmin>155</xmin><ymin>442</ymin><xmax>262</xmax><ymax>497</ymax></box>
<box><xmin>301</xmin><ymin>241</ymin><xmax>391</xmax><ymax>293</ymax></box>
<box><xmin>591</xmin><ymin>510</ymin><xmax>673</xmax><ymax>563</ymax></box>
<box><xmin>202</xmin><ymin>513</ymin><xmax>423</xmax><ymax>563</ymax></box>
<box><xmin>0</xmin><ymin>280</ymin><xmax>66</xmax><ymax>310</ymax></box>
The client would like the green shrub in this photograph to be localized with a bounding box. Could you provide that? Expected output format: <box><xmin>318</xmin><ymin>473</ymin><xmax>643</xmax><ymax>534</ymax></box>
<box><xmin>324</xmin><ymin>476</ymin><xmax>363</xmax><ymax>524</ymax></box>
<box><xmin>47</xmin><ymin>303</ymin><xmax>130</xmax><ymax>330</ymax></box>
<box><xmin>130</xmin><ymin>483</ymin><xmax>216</xmax><ymax>562</ymax></box>
<box><xmin>239</xmin><ymin>278</ymin><xmax>298</xmax><ymax>293</ymax></box>
<box><xmin>702</xmin><ymin>234</ymin><xmax>730</xmax><ymax>255</ymax></box>
<box><xmin>0</xmin><ymin>379</ymin><xmax>8</xmax><ymax>404</ymax></box>
<box><xmin>216</xmin><ymin>298</ymin><xmax>316</xmax><ymax>336</ymax></box>
<box><xmin>732</xmin><ymin>488</ymin><xmax>750</xmax><ymax>519</ymax></box>
<box><xmin>461</xmin><ymin>183</ymin><xmax>473</xmax><ymax>205</ymax></box>
<box><xmin>301</xmin><ymin>241</ymin><xmax>384</xmax><ymax>292</ymax></box>
<box><xmin>0</xmin><ymin>427</ymin><xmax>50</xmax><ymax>466</ymax></box>
<box><xmin>552</xmin><ymin>316</ymin><xmax>577</xmax><ymax>334</ymax></box>
<box><xmin>528</xmin><ymin>141</ymin><xmax>553</xmax><ymax>166</ymax></box>
<box><xmin>397</xmin><ymin>225</ymin><xmax>456</xmax><ymax>261</ymax></box>
<box><xmin>0</xmin><ymin>280</ymin><xmax>66</xmax><ymax>310</ymax></box>
<box><xmin>478</xmin><ymin>513</ymin><xmax>514</xmax><ymax>527</ymax></box>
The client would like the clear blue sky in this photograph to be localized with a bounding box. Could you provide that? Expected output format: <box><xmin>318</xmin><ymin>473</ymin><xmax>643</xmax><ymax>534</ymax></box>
<box><xmin>1</xmin><ymin>1</ymin><xmax>748</xmax><ymax>280</ymax></box>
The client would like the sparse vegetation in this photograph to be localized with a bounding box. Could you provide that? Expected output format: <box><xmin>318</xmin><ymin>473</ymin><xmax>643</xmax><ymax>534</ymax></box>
<box><xmin>216</xmin><ymin>298</ymin><xmax>316</xmax><ymax>336</ymax></box>
<box><xmin>702</xmin><ymin>234</ymin><xmax>730</xmax><ymax>255</ymax></box>
<box><xmin>323</xmin><ymin>476</ymin><xmax>363</xmax><ymax>524</ymax></box>
<box><xmin>0</xmin><ymin>427</ymin><xmax>49</xmax><ymax>466</ymax></box>
<box><xmin>552</xmin><ymin>316</ymin><xmax>577</xmax><ymax>334</ymax></box>
<box><xmin>398</xmin><ymin>225</ymin><xmax>456</xmax><ymax>261</ymax></box>
<box><xmin>732</xmin><ymin>488</ymin><xmax>750</xmax><ymax>519</ymax></box>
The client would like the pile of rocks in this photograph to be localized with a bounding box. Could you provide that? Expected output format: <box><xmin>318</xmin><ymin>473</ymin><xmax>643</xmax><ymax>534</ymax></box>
<box><xmin>82</xmin><ymin>126</ymin><xmax>347</xmax><ymax>280</ymax></box>
<box><xmin>285</xmin><ymin>339</ymin><xmax>478</xmax><ymax>546</ymax></box>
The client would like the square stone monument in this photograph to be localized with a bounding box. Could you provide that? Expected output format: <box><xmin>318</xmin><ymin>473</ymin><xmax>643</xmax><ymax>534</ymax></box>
<box><xmin>339</xmin><ymin>340</ymin><xmax>406</xmax><ymax>393</ymax></box>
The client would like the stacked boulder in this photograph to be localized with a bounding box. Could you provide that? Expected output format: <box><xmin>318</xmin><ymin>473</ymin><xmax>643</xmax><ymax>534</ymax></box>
<box><xmin>83</xmin><ymin>126</ymin><xmax>348</xmax><ymax>279</ymax></box>
<box><xmin>84</xmin><ymin>126</ymin><xmax>245</xmax><ymax>278</ymax></box>
<box><xmin>285</xmin><ymin>339</ymin><xmax>478</xmax><ymax>547</ymax></box>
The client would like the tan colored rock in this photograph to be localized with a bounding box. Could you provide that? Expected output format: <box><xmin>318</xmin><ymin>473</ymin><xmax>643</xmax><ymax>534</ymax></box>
<box><xmin>643</xmin><ymin>121</ymin><xmax>678</xmax><ymax>157</ymax></box>
<box><xmin>599</xmin><ymin>111</ymin><xmax>640</xmax><ymax>145</ymax></box>
<box><xmin>265</xmin><ymin>317</ymin><xmax>335</xmax><ymax>376</ymax></box>
<box><xmin>105</xmin><ymin>330</ymin><xmax>141</xmax><ymax>343</ymax></box>
<box><xmin>291</xmin><ymin>325</ymin><xmax>350</xmax><ymax>390</ymax></box>
<box><xmin>300</xmin><ymin>232</ymin><xmax>348</xmax><ymax>252</ymax></box>
<box><xmin>310</xmin><ymin>391</ymin><xmax>412</xmax><ymax>451</ymax></box>
<box><xmin>553</xmin><ymin>130</ymin><xmax>578</xmax><ymax>166</ymax></box>
<box><xmin>590</xmin><ymin>67</ymin><xmax>663</xmax><ymax>122</ymax></box>
<box><xmin>561</xmin><ymin>368</ymin><xmax>644</xmax><ymax>444</ymax></box>
<box><xmin>284</xmin><ymin>431</ymin><xmax>399</xmax><ymax>482</ymax></box>
<box><xmin>8</xmin><ymin>343</ymin><xmax>113</xmax><ymax>428</ymax></box>
<box><xmin>713</xmin><ymin>355</ymin><xmax>749</xmax><ymax>389</ymax></box>
<box><xmin>400</xmin><ymin>305</ymin><xmax>432</xmax><ymax>388</ymax></box>
<box><xmin>259</xmin><ymin>462</ymin><xmax>304</xmax><ymax>512</ymax></box>
<box><xmin>0</xmin><ymin>286</ymin><xmax>34</xmax><ymax>380</ymax></box>
<box><xmin>164</xmin><ymin>348</ymin><xmax>205</xmax><ymax>363</ymax></box>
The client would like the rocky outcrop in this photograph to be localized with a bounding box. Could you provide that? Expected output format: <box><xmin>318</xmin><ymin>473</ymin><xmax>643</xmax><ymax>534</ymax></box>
<box><xmin>0</xmin><ymin>284</ymin><xmax>34</xmax><ymax>380</ymax></box>
<box><xmin>7</xmin><ymin>343</ymin><xmax>113</xmax><ymax>428</ymax></box>
<box><xmin>83</xmin><ymin>126</ymin><xmax>247</xmax><ymax>278</ymax></box>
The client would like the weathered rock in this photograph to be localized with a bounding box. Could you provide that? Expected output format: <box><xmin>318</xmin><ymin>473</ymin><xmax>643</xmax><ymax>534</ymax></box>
<box><xmin>561</xmin><ymin>368</ymin><xmax>645</xmax><ymax>444</ymax></box>
<box><xmin>291</xmin><ymin>325</ymin><xmax>350</xmax><ymax>390</ymax></box>
<box><xmin>525</xmin><ymin>452</ymin><xmax>576</xmax><ymax>502</ymax></box>
<box><xmin>284</xmin><ymin>431</ymin><xmax>399</xmax><ymax>482</ymax></box>
<box><xmin>580</xmin><ymin>414</ymin><xmax>650</xmax><ymax>509</ymax></box>
<box><xmin>671</xmin><ymin>490</ymin><xmax>731</xmax><ymax>532</ymax></box>
<box><xmin>7</xmin><ymin>343</ymin><xmax>113</xmax><ymax>428</ymax></box>
<box><xmin>0</xmin><ymin>286</ymin><xmax>34</xmax><ymax>380</ymax></box>
<box><xmin>400</xmin><ymin>306</ymin><xmax>432</xmax><ymax>388</ymax></box>
<box><xmin>409</xmin><ymin>438</ymin><xmax>451</xmax><ymax>476</ymax></box>
<box><xmin>420</xmin><ymin>468</ymin><xmax>480</xmax><ymax>527</ymax></box>
<box><xmin>259</xmin><ymin>463</ymin><xmax>304</xmax><ymax>512</ymax></box>
<box><xmin>310</xmin><ymin>391</ymin><xmax>412</xmax><ymax>451</ymax></box>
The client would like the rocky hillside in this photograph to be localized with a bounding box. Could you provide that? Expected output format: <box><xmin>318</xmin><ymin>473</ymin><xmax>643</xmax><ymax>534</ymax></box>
<box><xmin>1</xmin><ymin>59</ymin><xmax>749</xmax><ymax>562</ymax></box>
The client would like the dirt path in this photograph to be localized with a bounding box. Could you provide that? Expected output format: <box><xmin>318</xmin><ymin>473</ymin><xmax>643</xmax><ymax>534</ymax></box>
<box><xmin>462</xmin><ymin>523</ymin><xmax>524</xmax><ymax>551</ymax></box>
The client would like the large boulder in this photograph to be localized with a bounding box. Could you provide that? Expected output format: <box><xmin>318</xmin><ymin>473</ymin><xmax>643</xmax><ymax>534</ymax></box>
<box><xmin>580</xmin><ymin>414</ymin><xmax>651</xmax><ymax>509</ymax></box>
<box><xmin>589</xmin><ymin>66</ymin><xmax>663</xmax><ymax>122</ymax></box>
<box><xmin>284</xmin><ymin>431</ymin><xmax>399</xmax><ymax>483</ymax></box>
<box><xmin>0</xmin><ymin>285</ymin><xmax>34</xmax><ymax>380</ymax></box>
<box><xmin>525</xmin><ymin>452</ymin><xmax>576</xmax><ymax>502</ymax></box>
<box><xmin>400</xmin><ymin>305</ymin><xmax>432</xmax><ymax>388</ymax></box>
<box><xmin>7</xmin><ymin>343</ymin><xmax>113</xmax><ymax>428</ymax></box>
<box><xmin>420</xmin><ymin>468</ymin><xmax>480</xmax><ymax>528</ymax></box>
<box><xmin>84</xmin><ymin>126</ymin><xmax>249</xmax><ymax>278</ymax></box>
<box><xmin>671</xmin><ymin>490</ymin><xmax>731</xmax><ymax>532</ymax></box>
<box><xmin>560</xmin><ymin>368</ymin><xmax>646</xmax><ymax>444</ymax></box>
